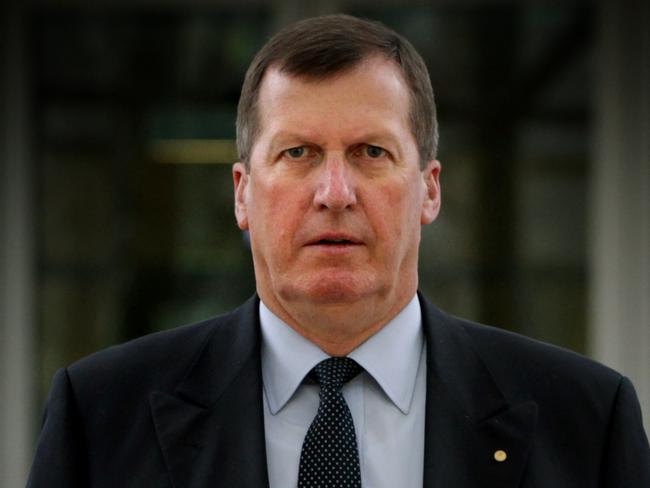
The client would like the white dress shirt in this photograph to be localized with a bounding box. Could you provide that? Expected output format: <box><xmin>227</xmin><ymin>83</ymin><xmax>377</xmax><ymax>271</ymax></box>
<box><xmin>260</xmin><ymin>295</ymin><xmax>426</xmax><ymax>488</ymax></box>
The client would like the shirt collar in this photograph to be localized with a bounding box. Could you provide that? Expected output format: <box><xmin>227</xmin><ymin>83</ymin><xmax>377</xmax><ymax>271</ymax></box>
<box><xmin>260</xmin><ymin>295</ymin><xmax>423</xmax><ymax>415</ymax></box>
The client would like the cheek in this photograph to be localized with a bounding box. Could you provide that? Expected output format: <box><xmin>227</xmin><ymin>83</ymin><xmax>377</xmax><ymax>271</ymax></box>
<box><xmin>370</xmin><ymin>180</ymin><xmax>423</xmax><ymax>246</ymax></box>
<box><xmin>367</xmin><ymin>189</ymin><xmax>400</xmax><ymax>239</ymax></box>
<box><xmin>249</xmin><ymin>180</ymin><xmax>307</xmax><ymax>248</ymax></box>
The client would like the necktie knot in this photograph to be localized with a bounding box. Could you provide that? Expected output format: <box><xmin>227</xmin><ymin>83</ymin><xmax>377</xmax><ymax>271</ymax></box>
<box><xmin>312</xmin><ymin>357</ymin><xmax>362</xmax><ymax>392</ymax></box>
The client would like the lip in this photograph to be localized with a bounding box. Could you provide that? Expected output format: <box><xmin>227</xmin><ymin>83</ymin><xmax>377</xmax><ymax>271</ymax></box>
<box><xmin>305</xmin><ymin>232</ymin><xmax>364</xmax><ymax>247</ymax></box>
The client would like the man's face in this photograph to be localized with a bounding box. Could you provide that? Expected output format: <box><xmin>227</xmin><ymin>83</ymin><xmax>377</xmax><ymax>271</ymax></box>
<box><xmin>233</xmin><ymin>56</ymin><xmax>441</xmax><ymax>326</ymax></box>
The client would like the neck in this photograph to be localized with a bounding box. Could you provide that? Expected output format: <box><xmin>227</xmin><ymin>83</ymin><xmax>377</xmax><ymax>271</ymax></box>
<box><xmin>259</xmin><ymin>287</ymin><xmax>416</xmax><ymax>356</ymax></box>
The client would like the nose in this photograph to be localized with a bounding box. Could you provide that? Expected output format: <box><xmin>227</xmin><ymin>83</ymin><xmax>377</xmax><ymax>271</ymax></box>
<box><xmin>313</xmin><ymin>155</ymin><xmax>357</xmax><ymax>211</ymax></box>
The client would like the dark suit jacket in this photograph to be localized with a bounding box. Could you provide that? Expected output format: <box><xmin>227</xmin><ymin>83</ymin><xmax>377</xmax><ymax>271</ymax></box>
<box><xmin>27</xmin><ymin>294</ymin><xmax>650</xmax><ymax>487</ymax></box>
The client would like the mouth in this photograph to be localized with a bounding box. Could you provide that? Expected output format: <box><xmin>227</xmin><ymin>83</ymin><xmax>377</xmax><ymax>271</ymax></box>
<box><xmin>306</xmin><ymin>234</ymin><xmax>363</xmax><ymax>247</ymax></box>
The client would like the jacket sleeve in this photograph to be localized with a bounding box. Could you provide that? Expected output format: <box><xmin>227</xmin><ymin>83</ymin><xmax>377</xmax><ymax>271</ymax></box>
<box><xmin>599</xmin><ymin>375</ymin><xmax>650</xmax><ymax>487</ymax></box>
<box><xmin>26</xmin><ymin>368</ymin><xmax>90</xmax><ymax>487</ymax></box>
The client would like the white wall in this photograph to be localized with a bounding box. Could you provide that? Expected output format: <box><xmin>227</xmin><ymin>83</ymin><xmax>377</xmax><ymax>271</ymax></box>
<box><xmin>0</xmin><ymin>5</ymin><xmax>36</xmax><ymax>487</ymax></box>
<box><xmin>590</xmin><ymin>0</ymin><xmax>650</xmax><ymax>432</ymax></box>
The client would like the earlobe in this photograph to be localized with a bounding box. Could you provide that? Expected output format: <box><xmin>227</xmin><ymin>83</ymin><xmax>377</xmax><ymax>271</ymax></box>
<box><xmin>232</xmin><ymin>162</ymin><xmax>250</xmax><ymax>230</ymax></box>
<box><xmin>421</xmin><ymin>159</ymin><xmax>442</xmax><ymax>225</ymax></box>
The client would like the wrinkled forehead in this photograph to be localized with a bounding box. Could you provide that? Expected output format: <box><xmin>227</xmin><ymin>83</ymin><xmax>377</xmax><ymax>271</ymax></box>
<box><xmin>256</xmin><ymin>56</ymin><xmax>411</xmax><ymax>122</ymax></box>
<box><xmin>265</xmin><ymin>52</ymin><xmax>406</xmax><ymax>90</ymax></box>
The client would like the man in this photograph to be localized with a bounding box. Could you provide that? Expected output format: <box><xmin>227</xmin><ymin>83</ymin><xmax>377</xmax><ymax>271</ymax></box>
<box><xmin>28</xmin><ymin>14</ymin><xmax>649</xmax><ymax>488</ymax></box>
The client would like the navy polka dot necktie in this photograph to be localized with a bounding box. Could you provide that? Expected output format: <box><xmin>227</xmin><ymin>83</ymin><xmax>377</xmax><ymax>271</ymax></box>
<box><xmin>298</xmin><ymin>357</ymin><xmax>363</xmax><ymax>488</ymax></box>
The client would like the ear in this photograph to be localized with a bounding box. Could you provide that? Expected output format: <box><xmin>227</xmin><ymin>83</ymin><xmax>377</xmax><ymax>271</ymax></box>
<box><xmin>232</xmin><ymin>162</ymin><xmax>250</xmax><ymax>230</ymax></box>
<box><xmin>420</xmin><ymin>159</ymin><xmax>441</xmax><ymax>225</ymax></box>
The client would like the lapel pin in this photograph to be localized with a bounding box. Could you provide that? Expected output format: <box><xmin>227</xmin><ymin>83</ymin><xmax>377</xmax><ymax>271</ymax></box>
<box><xmin>494</xmin><ymin>450</ymin><xmax>508</xmax><ymax>462</ymax></box>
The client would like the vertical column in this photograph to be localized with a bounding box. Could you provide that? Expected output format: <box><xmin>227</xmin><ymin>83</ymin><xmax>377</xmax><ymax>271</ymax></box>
<box><xmin>0</xmin><ymin>4</ymin><xmax>36</xmax><ymax>487</ymax></box>
<box><xmin>590</xmin><ymin>0</ymin><xmax>650</xmax><ymax>430</ymax></box>
<box><xmin>473</xmin><ymin>6</ymin><xmax>520</xmax><ymax>329</ymax></box>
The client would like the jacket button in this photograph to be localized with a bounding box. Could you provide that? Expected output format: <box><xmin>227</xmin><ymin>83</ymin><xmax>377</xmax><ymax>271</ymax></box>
<box><xmin>494</xmin><ymin>450</ymin><xmax>507</xmax><ymax>462</ymax></box>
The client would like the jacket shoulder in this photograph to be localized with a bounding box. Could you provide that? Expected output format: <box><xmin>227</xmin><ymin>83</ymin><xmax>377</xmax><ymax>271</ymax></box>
<box><xmin>65</xmin><ymin>306</ymin><xmax>242</xmax><ymax>402</ymax></box>
<box><xmin>444</xmin><ymin>310</ymin><xmax>624</xmax><ymax>407</ymax></box>
<box><xmin>424</xmin><ymin>304</ymin><xmax>650</xmax><ymax>482</ymax></box>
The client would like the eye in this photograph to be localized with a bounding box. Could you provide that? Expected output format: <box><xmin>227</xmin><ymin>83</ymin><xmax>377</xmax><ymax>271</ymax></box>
<box><xmin>350</xmin><ymin>144</ymin><xmax>390</xmax><ymax>165</ymax></box>
<box><xmin>364</xmin><ymin>144</ymin><xmax>386</xmax><ymax>158</ymax></box>
<box><xmin>284</xmin><ymin>146</ymin><xmax>307</xmax><ymax>159</ymax></box>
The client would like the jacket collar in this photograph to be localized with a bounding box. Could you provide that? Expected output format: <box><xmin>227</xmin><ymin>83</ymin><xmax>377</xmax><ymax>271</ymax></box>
<box><xmin>150</xmin><ymin>295</ymin><xmax>269</xmax><ymax>488</ymax></box>
<box><xmin>420</xmin><ymin>294</ymin><xmax>537</xmax><ymax>487</ymax></box>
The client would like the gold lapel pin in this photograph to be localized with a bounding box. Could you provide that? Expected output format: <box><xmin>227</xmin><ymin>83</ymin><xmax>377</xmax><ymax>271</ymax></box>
<box><xmin>494</xmin><ymin>450</ymin><xmax>508</xmax><ymax>462</ymax></box>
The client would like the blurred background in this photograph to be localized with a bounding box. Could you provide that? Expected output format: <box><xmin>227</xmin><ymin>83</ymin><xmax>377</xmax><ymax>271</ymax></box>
<box><xmin>1</xmin><ymin>0</ymin><xmax>648</xmax><ymax>485</ymax></box>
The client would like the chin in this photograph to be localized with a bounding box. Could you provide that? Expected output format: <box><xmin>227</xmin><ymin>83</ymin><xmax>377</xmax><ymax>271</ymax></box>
<box><xmin>281</xmin><ymin>271</ymin><xmax>381</xmax><ymax>305</ymax></box>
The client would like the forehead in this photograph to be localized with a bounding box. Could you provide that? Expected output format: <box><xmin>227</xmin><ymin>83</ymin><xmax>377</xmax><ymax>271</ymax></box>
<box><xmin>255</xmin><ymin>56</ymin><xmax>412</xmax><ymax>140</ymax></box>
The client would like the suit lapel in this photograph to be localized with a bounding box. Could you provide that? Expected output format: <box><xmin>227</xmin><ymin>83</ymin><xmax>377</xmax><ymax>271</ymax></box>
<box><xmin>420</xmin><ymin>296</ymin><xmax>537</xmax><ymax>488</ymax></box>
<box><xmin>150</xmin><ymin>296</ymin><xmax>269</xmax><ymax>488</ymax></box>
<box><xmin>148</xmin><ymin>293</ymin><xmax>536</xmax><ymax>488</ymax></box>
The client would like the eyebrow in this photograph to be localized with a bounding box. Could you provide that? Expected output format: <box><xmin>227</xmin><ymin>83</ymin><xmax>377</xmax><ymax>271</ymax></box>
<box><xmin>268</xmin><ymin>129</ymin><xmax>404</xmax><ymax>152</ymax></box>
<box><xmin>268</xmin><ymin>131</ymin><xmax>320</xmax><ymax>147</ymax></box>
